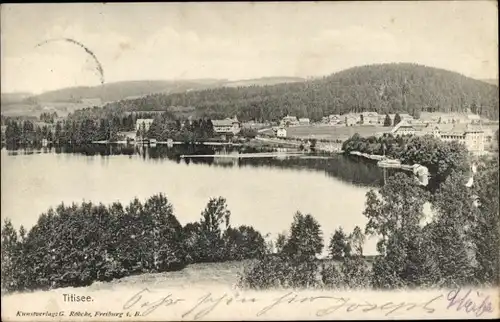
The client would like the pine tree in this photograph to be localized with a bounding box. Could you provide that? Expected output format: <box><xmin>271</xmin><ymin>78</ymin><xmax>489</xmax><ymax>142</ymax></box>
<box><xmin>393</xmin><ymin>113</ymin><xmax>402</xmax><ymax>125</ymax></box>
<box><xmin>283</xmin><ymin>212</ymin><xmax>323</xmax><ymax>259</ymax></box>
<box><xmin>328</xmin><ymin>228</ymin><xmax>351</xmax><ymax>259</ymax></box>
<box><xmin>199</xmin><ymin>197</ymin><xmax>231</xmax><ymax>262</ymax></box>
<box><xmin>1</xmin><ymin>219</ymin><xmax>20</xmax><ymax>292</ymax></box>
<box><xmin>383</xmin><ymin>114</ymin><xmax>392</xmax><ymax>127</ymax></box>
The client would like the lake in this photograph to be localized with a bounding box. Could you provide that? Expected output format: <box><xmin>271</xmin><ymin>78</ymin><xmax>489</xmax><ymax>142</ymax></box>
<box><xmin>1</xmin><ymin>144</ymin><xmax>386</xmax><ymax>256</ymax></box>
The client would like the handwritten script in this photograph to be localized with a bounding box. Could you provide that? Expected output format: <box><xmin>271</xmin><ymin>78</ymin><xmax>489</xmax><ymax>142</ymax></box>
<box><xmin>118</xmin><ymin>287</ymin><xmax>495</xmax><ymax>320</ymax></box>
<box><xmin>446</xmin><ymin>288</ymin><xmax>494</xmax><ymax>317</ymax></box>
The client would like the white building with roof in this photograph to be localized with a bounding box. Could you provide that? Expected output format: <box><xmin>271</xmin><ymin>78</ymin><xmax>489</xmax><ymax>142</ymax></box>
<box><xmin>360</xmin><ymin>111</ymin><xmax>379</xmax><ymax>124</ymax></box>
<box><xmin>280</xmin><ymin>115</ymin><xmax>300</xmax><ymax>127</ymax></box>
<box><xmin>298</xmin><ymin>118</ymin><xmax>310</xmax><ymax>125</ymax></box>
<box><xmin>212</xmin><ymin>116</ymin><xmax>241</xmax><ymax>134</ymax></box>
<box><xmin>276</xmin><ymin>127</ymin><xmax>287</xmax><ymax>138</ymax></box>
<box><xmin>392</xmin><ymin>120</ymin><xmax>485</xmax><ymax>153</ymax></box>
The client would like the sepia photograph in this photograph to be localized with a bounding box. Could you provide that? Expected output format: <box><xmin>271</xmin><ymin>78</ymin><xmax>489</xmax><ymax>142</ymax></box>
<box><xmin>1</xmin><ymin>1</ymin><xmax>499</xmax><ymax>320</ymax></box>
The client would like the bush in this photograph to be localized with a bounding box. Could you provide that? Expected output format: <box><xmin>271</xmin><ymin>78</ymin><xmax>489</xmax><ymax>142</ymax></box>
<box><xmin>340</xmin><ymin>256</ymin><xmax>371</xmax><ymax>289</ymax></box>
<box><xmin>240</xmin><ymin>128</ymin><xmax>258</xmax><ymax>139</ymax></box>
<box><xmin>320</xmin><ymin>262</ymin><xmax>344</xmax><ymax>288</ymax></box>
<box><xmin>223</xmin><ymin>226</ymin><xmax>267</xmax><ymax>260</ymax></box>
<box><xmin>1</xmin><ymin>194</ymin><xmax>188</xmax><ymax>293</ymax></box>
<box><xmin>238</xmin><ymin>254</ymin><xmax>320</xmax><ymax>289</ymax></box>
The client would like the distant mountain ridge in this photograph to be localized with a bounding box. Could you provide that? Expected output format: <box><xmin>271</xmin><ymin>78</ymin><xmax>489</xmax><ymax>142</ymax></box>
<box><xmin>12</xmin><ymin>77</ymin><xmax>306</xmax><ymax>104</ymax></box>
<box><xmin>1</xmin><ymin>92</ymin><xmax>34</xmax><ymax>104</ymax></box>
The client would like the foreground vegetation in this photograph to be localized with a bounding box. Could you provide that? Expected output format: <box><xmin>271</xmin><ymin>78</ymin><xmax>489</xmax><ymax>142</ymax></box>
<box><xmin>239</xmin><ymin>153</ymin><xmax>499</xmax><ymax>289</ymax></box>
<box><xmin>1</xmin><ymin>140</ymin><xmax>498</xmax><ymax>293</ymax></box>
<box><xmin>1</xmin><ymin>196</ymin><xmax>266</xmax><ymax>292</ymax></box>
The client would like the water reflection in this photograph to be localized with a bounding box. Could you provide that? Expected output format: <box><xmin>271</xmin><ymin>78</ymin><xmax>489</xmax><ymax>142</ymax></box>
<box><xmin>3</xmin><ymin>143</ymin><xmax>390</xmax><ymax>187</ymax></box>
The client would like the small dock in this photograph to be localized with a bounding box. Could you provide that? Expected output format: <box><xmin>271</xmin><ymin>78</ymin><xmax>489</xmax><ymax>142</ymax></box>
<box><xmin>180</xmin><ymin>152</ymin><xmax>307</xmax><ymax>159</ymax></box>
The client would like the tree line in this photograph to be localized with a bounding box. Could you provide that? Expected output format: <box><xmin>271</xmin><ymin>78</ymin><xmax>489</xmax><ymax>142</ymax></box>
<box><xmin>2</xmin><ymin>111</ymin><xmax>223</xmax><ymax>147</ymax></box>
<box><xmin>102</xmin><ymin>63</ymin><xmax>499</xmax><ymax>122</ymax></box>
<box><xmin>342</xmin><ymin>133</ymin><xmax>470</xmax><ymax>192</ymax></box>
<box><xmin>239</xmin><ymin>153</ymin><xmax>499</xmax><ymax>289</ymax></box>
<box><xmin>1</xmin><ymin>195</ymin><xmax>267</xmax><ymax>293</ymax></box>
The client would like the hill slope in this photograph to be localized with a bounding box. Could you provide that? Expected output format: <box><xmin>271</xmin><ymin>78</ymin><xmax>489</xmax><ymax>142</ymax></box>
<box><xmin>26</xmin><ymin>79</ymin><xmax>226</xmax><ymax>103</ymax></box>
<box><xmin>22</xmin><ymin>77</ymin><xmax>306</xmax><ymax>104</ymax></box>
<box><xmin>103</xmin><ymin>63</ymin><xmax>499</xmax><ymax>122</ymax></box>
<box><xmin>481</xmin><ymin>78</ymin><xmax>499</xmax><ymax>86</ymax></box>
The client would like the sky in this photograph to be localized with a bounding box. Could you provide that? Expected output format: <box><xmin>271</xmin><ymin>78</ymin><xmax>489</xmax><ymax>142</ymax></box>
<box><xmin>1</xmin><ymin>1</ymin><xmax>498</xmax><ymax>94</ymax></box>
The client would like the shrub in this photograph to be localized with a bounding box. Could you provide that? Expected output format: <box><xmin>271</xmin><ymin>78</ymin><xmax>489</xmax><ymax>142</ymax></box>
<box><xmin>320</xmin><ymin>262</ymin><xmax>344</xmax><ymax>289</ymax></box>
<box><xmin>1</xmin><ymin>194</ymin><xmax>188</xmax><ymax>293</ymax></box>
<box><xmin>340</xmin><ymin>256</ymin><xmax>371</xmax><ymax>289</ymax></box>
<box><xmin>240</xmin><ymin>128</ymin><xmax>258</xmax><ymax>139</ymax></box>
<box><xmin>223</xmin><ymin>225</ymin><xmax>267</xmax><ymax>260</ymax></box>
<box><xmin>238</xmin><ymin>254</ymin><xmax>320</xmax><ymax>289</ymax></box>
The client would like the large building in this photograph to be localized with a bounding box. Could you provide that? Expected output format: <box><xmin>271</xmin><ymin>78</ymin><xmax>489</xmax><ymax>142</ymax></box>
<box><xmin>392</xmin><ymin>120</ymin><xmax>485</xmax><ymax>153</ymax></box>
<box><xmin>212</xmin><ymin>116</ymin><xmax>241</xmax><ymax>135</ymax></box>
<box><xmin>360</xmin><ymin>112</ymin><xmax>379</xmax><ymax>124</ymax></box>
<box><xmin>343</xmin><ymin>113</ymin><xmax>360</xmax><ymax>126</ymax></box>
<box><xmin>298</xmin><ymin>118</ymin><xmax>310</xmax><ymax>125</ymax></box>
<box><xmin>280</xmin><ymin>115</ymin><xmax>300</xmax><ymax>127</ymax></box>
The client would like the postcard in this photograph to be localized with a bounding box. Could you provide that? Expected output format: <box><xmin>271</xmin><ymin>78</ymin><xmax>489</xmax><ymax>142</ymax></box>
<box><xmin>1</xmin><ymin>1</ymin><xmax>499</xmax><ymax>321</ymax></box>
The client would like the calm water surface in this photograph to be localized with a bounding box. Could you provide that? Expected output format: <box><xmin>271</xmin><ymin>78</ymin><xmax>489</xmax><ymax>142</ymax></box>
<box><xmin>1</xmin><ymin>145</ymin><xmax>383</xmax><ymax>255</ymax></box>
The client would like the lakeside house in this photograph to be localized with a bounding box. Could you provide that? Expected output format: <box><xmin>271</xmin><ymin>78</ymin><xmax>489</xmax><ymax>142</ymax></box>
<box><xmin>136</xmin><ymin>119</ymin><xmax>154</xmax><ymax>132</ymax></box>
<box><xmin>276</xmin><ymin>127</ymin><xmax>287</xmax><ymax>138</ymax></box>
<box><xmin>212</xmin><ymin>116</ymin><xmax>241</xmax><ymax>135</ymax></box>
<box><xmin>392</xmin><ymin>120</ymin><xmax>486</xmax><ymax>154</ymax></box>
<box><xmin>280</xmin><ymin>115</ymin><xmax>300</xmax><ymax>127</ymax></box>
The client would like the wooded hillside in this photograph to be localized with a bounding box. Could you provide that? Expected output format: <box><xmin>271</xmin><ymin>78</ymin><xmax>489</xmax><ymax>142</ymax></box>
<box><xmin>102</xmin><ymin>63</ymin><xmax>499</xmax><ymax>122</ymax></box>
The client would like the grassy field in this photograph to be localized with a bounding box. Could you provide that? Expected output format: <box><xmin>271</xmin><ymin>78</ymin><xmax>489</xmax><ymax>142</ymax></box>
<box><xmin>91</xmin><ymin>260</ymin><xmax>251</xmax><ymax>291</ymax></box>
<box><xmin>0</xmin><ymin>101</ymin><xmax>97</xmax><ymax>118</ymax></box>
<box><xmin>2</xmin><ymin>260</ymin><xmax>498</xmax><ymax>320</ymax></box>
<box><xmin>263</xmin><ymin>125</ymin><xmax>390</xmax><ymax>140</ymax></box>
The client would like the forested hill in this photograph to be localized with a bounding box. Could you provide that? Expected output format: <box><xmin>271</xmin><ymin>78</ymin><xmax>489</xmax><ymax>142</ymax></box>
<box><xmin>103</xmin><ymin>63</ymin><xmax>499</xmax><ymax>122</ymax></box>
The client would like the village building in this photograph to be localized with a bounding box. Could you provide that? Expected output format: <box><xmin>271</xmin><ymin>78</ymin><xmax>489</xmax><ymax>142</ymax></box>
<box><xmin>298</xmin><ymin>118</ymin><xmax>310</xmax><ymax>126</ymax></box>
<box><xmin>212</xmin><ymin>116</ymin><xmax>241</xmax><ymax>135</ymax></box>
<box><xmin>343</xmin><ymin>113</ymin><xmax>360</xmax><ymax>126</ymax></box>
<box><xmin>360</xmin><ymin>112</ymin><xmax>379</xmax><ymax>124</ymax></box>
<box><xmin>391</xmin><ymin>120</ymin><xmax>486</xmax><ymax>153</ymax></box>
<box><xmin>280</xmin><ymin>115</ymin><xmax>300</xmax><ymax>127</ymax></box>
<box><xmin>276</xmin><ymin>127</ymin><xmax>287</xmax><ymax>138</ymax></box>
<box><xmin>328</xmin><ymin>114</ymin><xmax>342</xmax><ymax>124</ymax></box>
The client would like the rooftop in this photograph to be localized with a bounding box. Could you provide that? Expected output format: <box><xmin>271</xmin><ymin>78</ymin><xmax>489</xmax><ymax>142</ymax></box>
<box><xmin>212</xmin><ymin>117</ymin><xmax>239</xmax><ymax>126</ymax></box>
